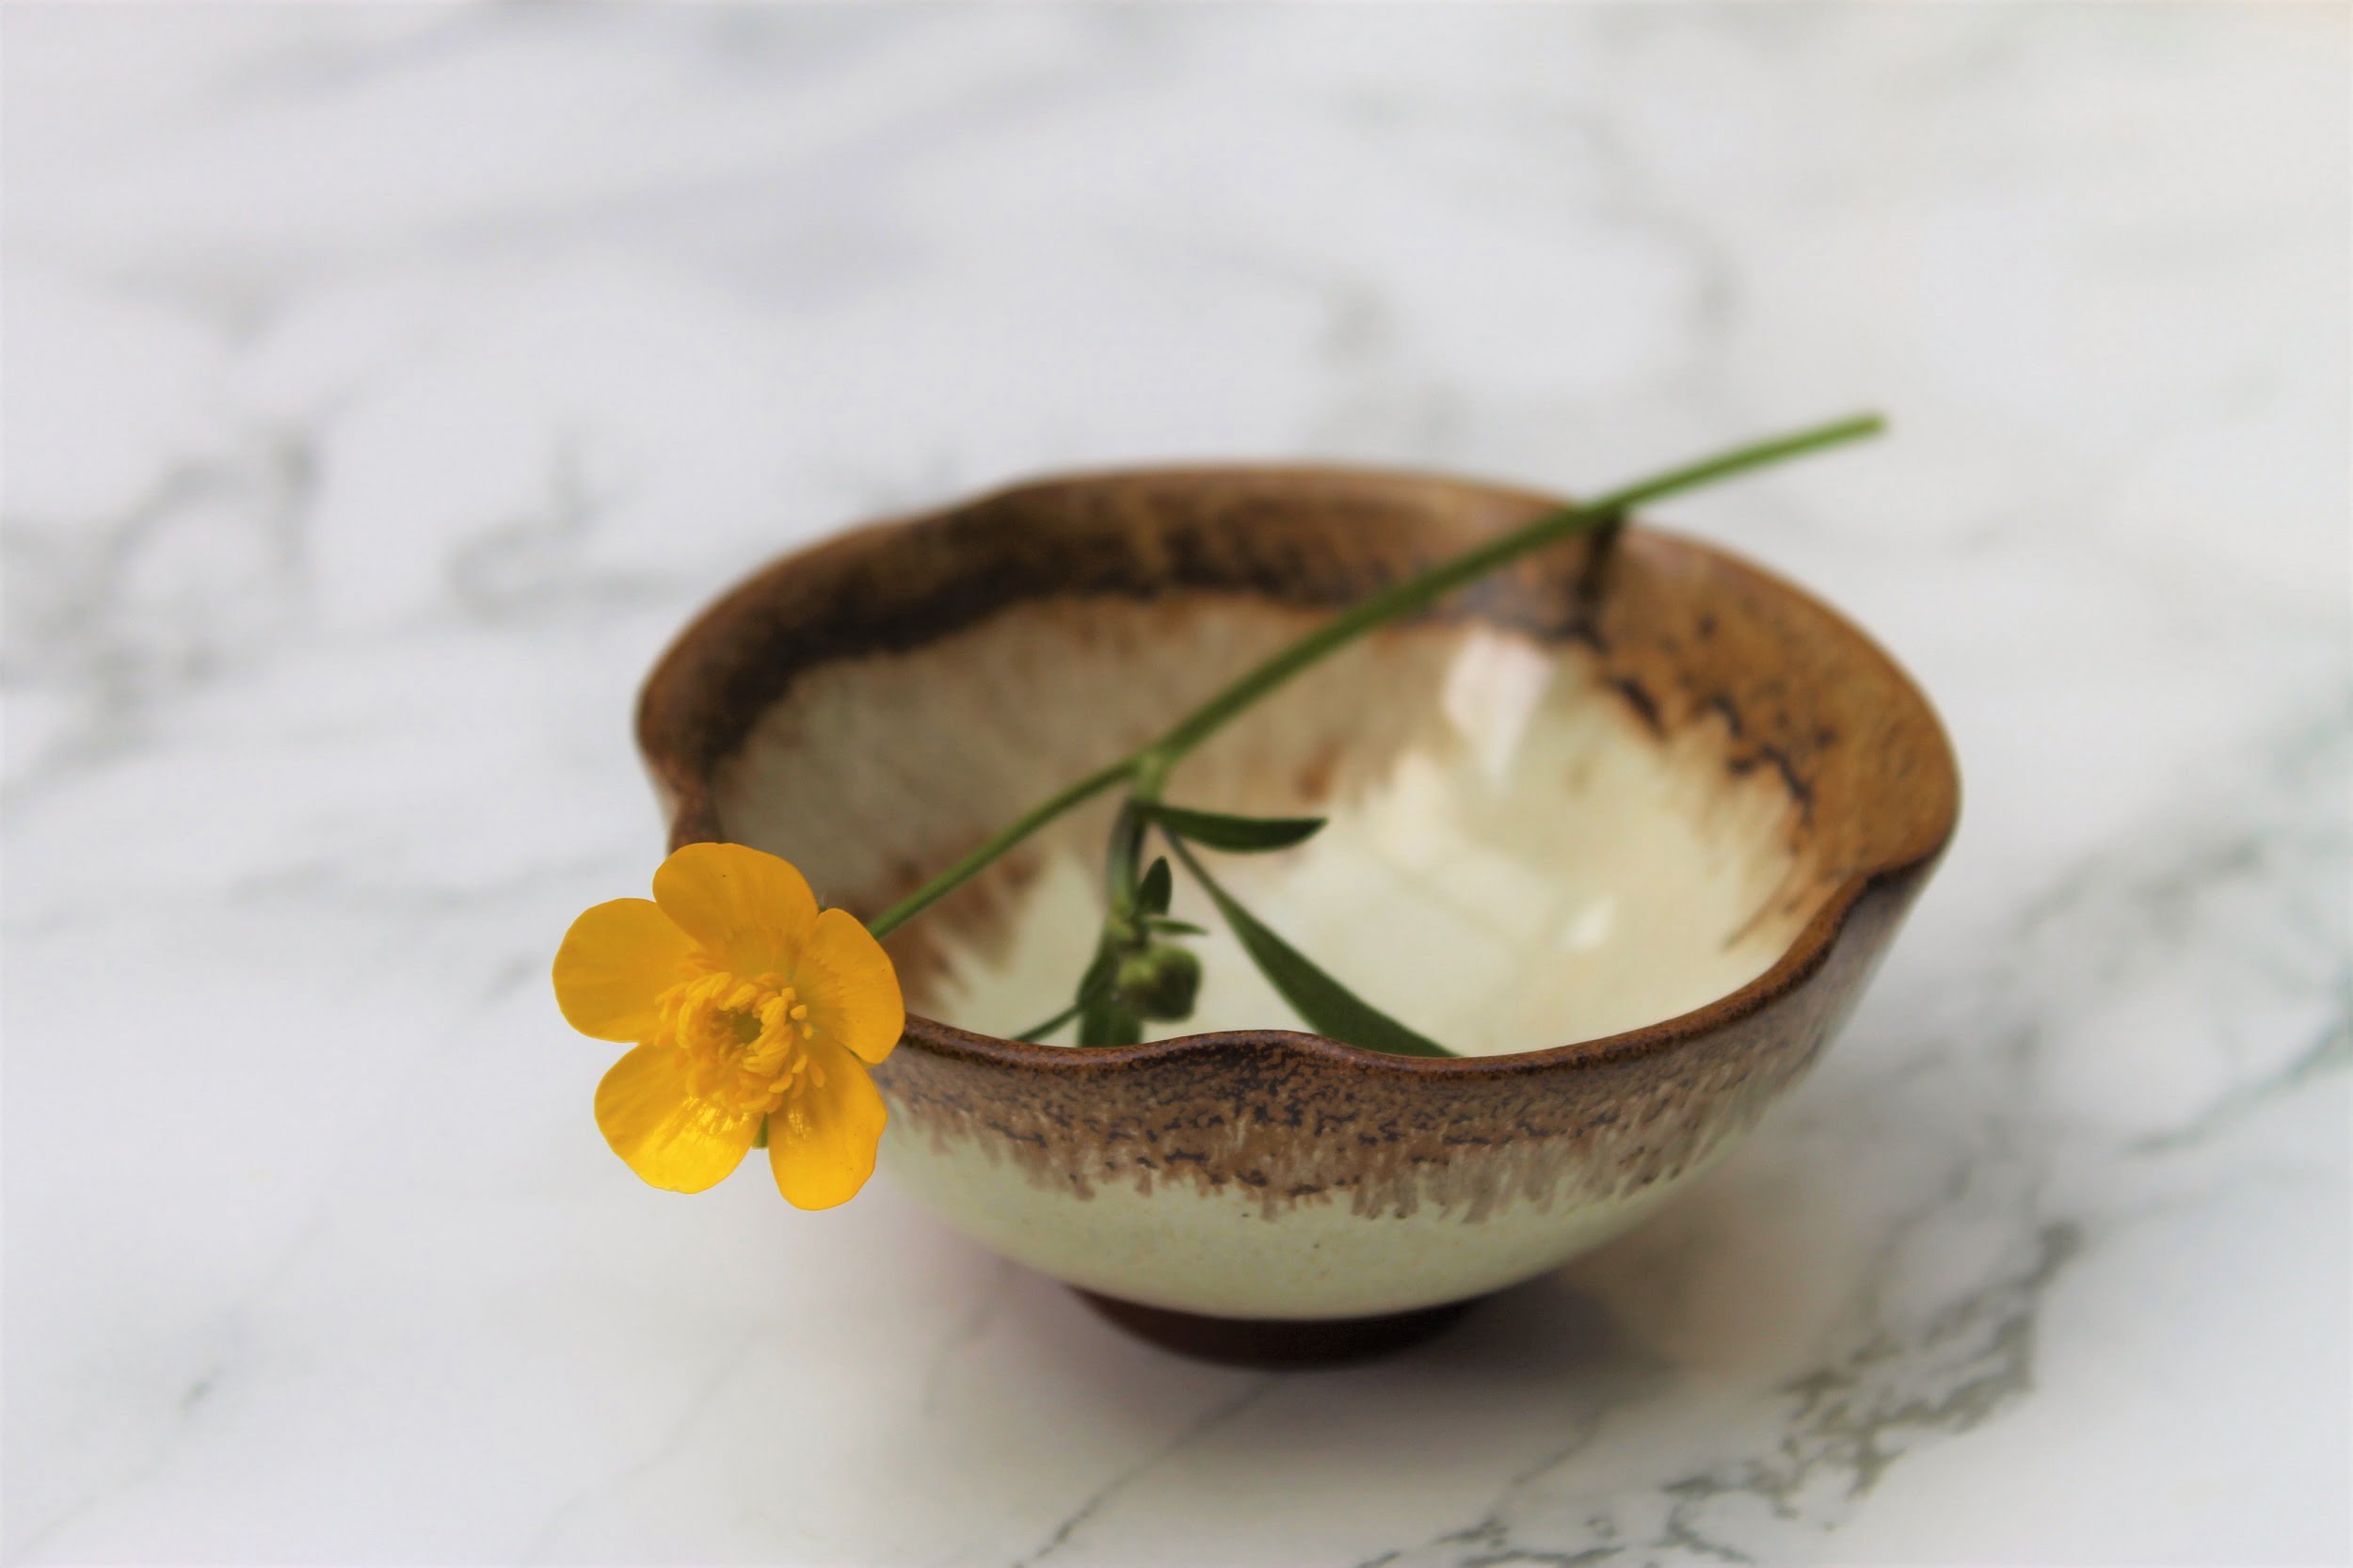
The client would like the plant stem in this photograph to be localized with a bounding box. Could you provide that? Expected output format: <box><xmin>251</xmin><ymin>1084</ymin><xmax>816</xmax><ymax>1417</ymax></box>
<box><xmin>862</xmin><ymin>413</ymin><xmax>1882</xmax><ymax>942</ymax></box>
<box><xmin>1143</xmin><ymin>413</ymin><xmax>1882</xmax><ymax>767</ymax></box>
<box><xmin>866</xmin><ymin>758</ymin><xmax>1134</xmax><ymax>937</ymax></box>
<box><xmin>1014</xmin><ymin>999</ymin><xmax>1086</xmax><ymax>1044</ymax></box>
<box><xmin>1013</xmin><ymin>983</ymin><xmax>1106</xmax><ymax>1044</ymax></box>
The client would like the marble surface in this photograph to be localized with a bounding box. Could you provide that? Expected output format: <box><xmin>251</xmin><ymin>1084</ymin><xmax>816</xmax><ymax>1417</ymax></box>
<box><xmin>4</xmin><ymin>6</ymin><xmax>2346</xmax><ymax>1564</ymax></box>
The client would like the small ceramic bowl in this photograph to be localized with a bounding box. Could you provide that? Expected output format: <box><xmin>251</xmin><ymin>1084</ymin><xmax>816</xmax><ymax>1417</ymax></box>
<box><xmin>639</xmin><ymin>467</ymin><xmax>1958</xmax><ymax>1365</ymax></box>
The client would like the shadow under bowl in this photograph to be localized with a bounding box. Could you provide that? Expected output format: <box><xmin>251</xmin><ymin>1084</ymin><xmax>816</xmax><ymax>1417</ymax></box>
<box><xmin>638</xmin><ymin>466</ymin><xmax>1959</xmax><ymax>1365</ymax></box>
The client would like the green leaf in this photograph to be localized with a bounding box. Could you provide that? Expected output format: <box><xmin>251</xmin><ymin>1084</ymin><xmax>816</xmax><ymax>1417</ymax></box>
<box><xmin>1170</xmin><ymin>842</ymin><xmax>1454</xmax><ymax>1058</ymax></box>
<box><xmin>1072</xmin><ymin>938</ymin><xmax>1116</xmax><ymax>1000</ymax></box>
<box><xmin>1145</xmin><ymin>917</ymin><xmax>1209</xmax><ymax>937</ymax></box>
<box><xmin>1078</xmin><ymin>998</ymin><xmax>1143</xmax><ymax>1048</ymax></box>
<box><xmin>1074</xmin><ymin>936</ymin><xmax>1142</xmax><ymax>1047</ymax></box>
<box><xmin>1136</xmin><ymin>856</ymin><xmax>1173</xmax><ymax>917</ymax></box>
<box><xmin>1139</xmin><ymin>803</ymin><xmax>1328</xmax><ymax>853</ymax></box>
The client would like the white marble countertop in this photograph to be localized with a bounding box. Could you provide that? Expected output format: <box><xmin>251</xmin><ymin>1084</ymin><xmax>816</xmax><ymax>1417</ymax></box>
<box><xmin>5</xmin><ymin>7</ymin><xmax>2346</xmax><ymax>1564</ymax></box>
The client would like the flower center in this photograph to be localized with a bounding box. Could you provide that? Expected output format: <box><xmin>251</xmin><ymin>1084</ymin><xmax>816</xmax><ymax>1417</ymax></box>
<box><xmin>652</xmin><ymin>968</ymin><xmax>823</xmax><ymax>1116</ymax></box>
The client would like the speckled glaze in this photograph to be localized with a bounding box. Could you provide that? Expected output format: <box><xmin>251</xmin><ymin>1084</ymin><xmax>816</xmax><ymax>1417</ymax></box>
<box><xmin>638</xmin><ymin>468</ymin><xmax>1959</xmax><ymax>1362</ymax></box>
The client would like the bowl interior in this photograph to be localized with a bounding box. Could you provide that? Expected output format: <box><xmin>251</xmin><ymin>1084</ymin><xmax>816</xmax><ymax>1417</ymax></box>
<box><xmin>715</xmin><ymin>600</ymin><xmax>1822</xmax><ymax>1055</ymax></box>
<box><xmin>648</xmin><ymin>467</ymin><xmax>1957</xmax><ymax>1061</ymax></box>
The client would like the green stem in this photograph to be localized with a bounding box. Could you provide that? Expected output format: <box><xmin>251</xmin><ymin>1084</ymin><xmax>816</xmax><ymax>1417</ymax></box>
<box><xmin>866</xmin><ymin>758</ymin><xmax>1134</xmax><ymax>937</ymax></box>
<box><xmin>1144</xmin><ymin>413</ymin><xmax>1882</xmax><ymax>766</ymax></box>
<box><xmin>1013</xmin><ymin>980</ymin><xmax>1108</xmax><ymax>1044</ymax></box>
<box><xmin>862</xmin><ymin>413</ymin><xmax>1882</xmax><ymax>941</ymax></box>
<box><xmin>1014</xmin><ymin>999</ymin><xmax>1086</xmax><ymax>1045</ymax></box>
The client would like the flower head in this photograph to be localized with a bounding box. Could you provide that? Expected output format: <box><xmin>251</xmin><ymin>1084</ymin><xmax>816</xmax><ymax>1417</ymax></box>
<box><xmin>553</xmin><ymin>842</ymin><xmax>904</xmax><ymax>1208</ymax></box>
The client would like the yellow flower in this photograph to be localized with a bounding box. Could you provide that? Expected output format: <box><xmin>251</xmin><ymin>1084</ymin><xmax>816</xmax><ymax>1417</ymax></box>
<box><xmin>552</xmin><ymin>842</ymin><xmax>904</xmax><ymax>1209</ymax></box>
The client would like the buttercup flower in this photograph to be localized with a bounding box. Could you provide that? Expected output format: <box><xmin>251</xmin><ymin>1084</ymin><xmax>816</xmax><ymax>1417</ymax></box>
<box><xmin>553</xmin><ymin>842</ymin><xmax>904</xmax><ymax>1209</ymax></box>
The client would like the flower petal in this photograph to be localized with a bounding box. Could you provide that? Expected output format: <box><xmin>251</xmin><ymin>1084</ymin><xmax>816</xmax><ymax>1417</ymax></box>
<box><xmin>793</xmin><ymin>907</ymin><xmax>905</xmax><ymax>1066</ymax></box>
<box><xmin>766</xmin><ymin>1044</ymin><xmax>888</xmax><ymax>1209</ymax></box>
<box><xmin>595</xmin><ymin>1044</ymin><xmax>762</xmax><ymax>1192</ymax></box>
<box><xmin>651</xmin><ymin>842</ymin><xmax>819</xmax><ymax>976</ymax></box>
<box><xmin>553</xmin><ymin>899</ymin><xmax>698</xmax><ymax>1042</ymax></box>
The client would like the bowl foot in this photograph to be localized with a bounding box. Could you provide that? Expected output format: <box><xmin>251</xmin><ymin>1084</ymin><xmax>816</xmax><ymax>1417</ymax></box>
<box><xmin>1075</xmin><ymin>1289</ymin><xmax>1479</xmax><ymax>1368</ymax></box>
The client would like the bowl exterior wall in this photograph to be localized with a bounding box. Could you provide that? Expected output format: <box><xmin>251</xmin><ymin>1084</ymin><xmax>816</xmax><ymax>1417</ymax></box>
<box><xmin>877</xmin><ymin>1116</ymin><xmax>1717</xmax><ymax>1319</ymax></box>
<box><xmin>872</xmin><ymin>876</ymin><xmax>1921</xmax><ymax>1319</ymax></box>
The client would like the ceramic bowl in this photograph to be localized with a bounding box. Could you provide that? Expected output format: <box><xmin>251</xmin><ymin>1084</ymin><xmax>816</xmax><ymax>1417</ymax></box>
<box><xmin>638</xmin><ymin>467</ymin><xmax>1959</xmax><ymax>1364</ymax></box>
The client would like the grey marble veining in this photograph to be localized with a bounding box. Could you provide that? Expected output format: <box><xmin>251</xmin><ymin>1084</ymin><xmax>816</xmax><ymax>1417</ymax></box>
<box><xmin>3</xmin><ymin>6</ymin><xmax>2345</xmax><ymax>1564</ymax></box>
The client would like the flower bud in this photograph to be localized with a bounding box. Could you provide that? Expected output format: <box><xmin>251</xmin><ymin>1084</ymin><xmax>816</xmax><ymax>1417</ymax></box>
<box><xmin>1113</xmin><ymin>944</ymin><xmax>1202</xmax><ymax>1021</ymax></box>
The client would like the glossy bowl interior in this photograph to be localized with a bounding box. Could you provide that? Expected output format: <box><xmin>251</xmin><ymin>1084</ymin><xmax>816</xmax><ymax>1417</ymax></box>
<box><xmin>735</xmin><ymin>592</ymin><xmax>1829</xmax><ymax>1055</ymax></box>
<box><xmin>639</xmin><ymin>467</ymin><xmax>1958</xmax><ymax>1347</ymax></box>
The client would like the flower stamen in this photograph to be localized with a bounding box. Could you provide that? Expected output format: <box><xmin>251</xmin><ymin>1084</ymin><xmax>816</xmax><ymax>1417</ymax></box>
<box><xmin>651</xmin><ymin>969</ymin><xmax>823</xmax><ymax>1116</ymax></box>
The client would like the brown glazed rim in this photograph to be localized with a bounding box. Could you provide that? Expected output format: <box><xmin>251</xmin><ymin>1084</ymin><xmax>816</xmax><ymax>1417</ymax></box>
<box><xmin>638</xmin><ymin>463</ymin><xmax>1961</xmax><ymax>1084</ymax></box>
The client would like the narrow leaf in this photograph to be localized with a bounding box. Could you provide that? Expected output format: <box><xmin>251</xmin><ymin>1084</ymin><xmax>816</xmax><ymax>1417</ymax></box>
<box><xmin>1171</xmin><ymin>843</ymin><xmax>1454</xmax><ymax>1058</ymax></box>
<box><xmin>1079</xmin><ymin>999</ymin><xmax>1143</xmax><ymax>1048</ymax></box>
<box><xmin>1074</xmin><ymin>936</ymin><xmax>1142</xmax><ymax>1047</ymax></box>
<box><xmin>1145</xmin><ymin>918</ymin><xmax>1209</xmax><ymax>937</ymax></box>
<box><xmin>1140</xmin><ymin>803</ymin><xmax>1328</xmax><ymax>853</ymax></box>
<box><xmin>1136</xmin><ymin>856</ymin><xmax>1173</xmax><ymax>917</ymax></box>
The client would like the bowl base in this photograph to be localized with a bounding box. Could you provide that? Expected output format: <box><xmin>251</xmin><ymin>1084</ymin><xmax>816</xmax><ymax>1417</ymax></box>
<box><xmin>1076</xmin><ymin>1289</ymin><xmax>1478</xmax><ymax>1368</ymax></box>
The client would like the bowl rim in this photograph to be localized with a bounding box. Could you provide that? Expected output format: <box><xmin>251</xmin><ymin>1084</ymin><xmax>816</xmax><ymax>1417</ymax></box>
<box><xmin>639</xmin><ymin>462</ymin><xmax>1961</xmax><ymax>1081</ymax></box>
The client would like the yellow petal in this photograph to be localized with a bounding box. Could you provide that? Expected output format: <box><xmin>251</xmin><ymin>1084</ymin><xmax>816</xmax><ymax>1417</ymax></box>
<box><xmin>767</xmin><ymin>1044</ymin><xmax>887</xmax><ymax>1209</ymax></box>
<box><xmin>553</xmin><ymin>899</ymin><xmax>699</xmax><ymax>1042</ymax></box>
<box><xmin>652</xmin><ymin>841</ymin><xmax>818</xmax><ymax>976</ymax></box>
<box><xmin>792</xmin><ymin>907</ymin><xmax>905</xmax><ymax>1066</ymax></box>
<box><xmin>595</xmin><ymin>1043</ymin><xmax>763</xmax><ymax>1192</ymax></box>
